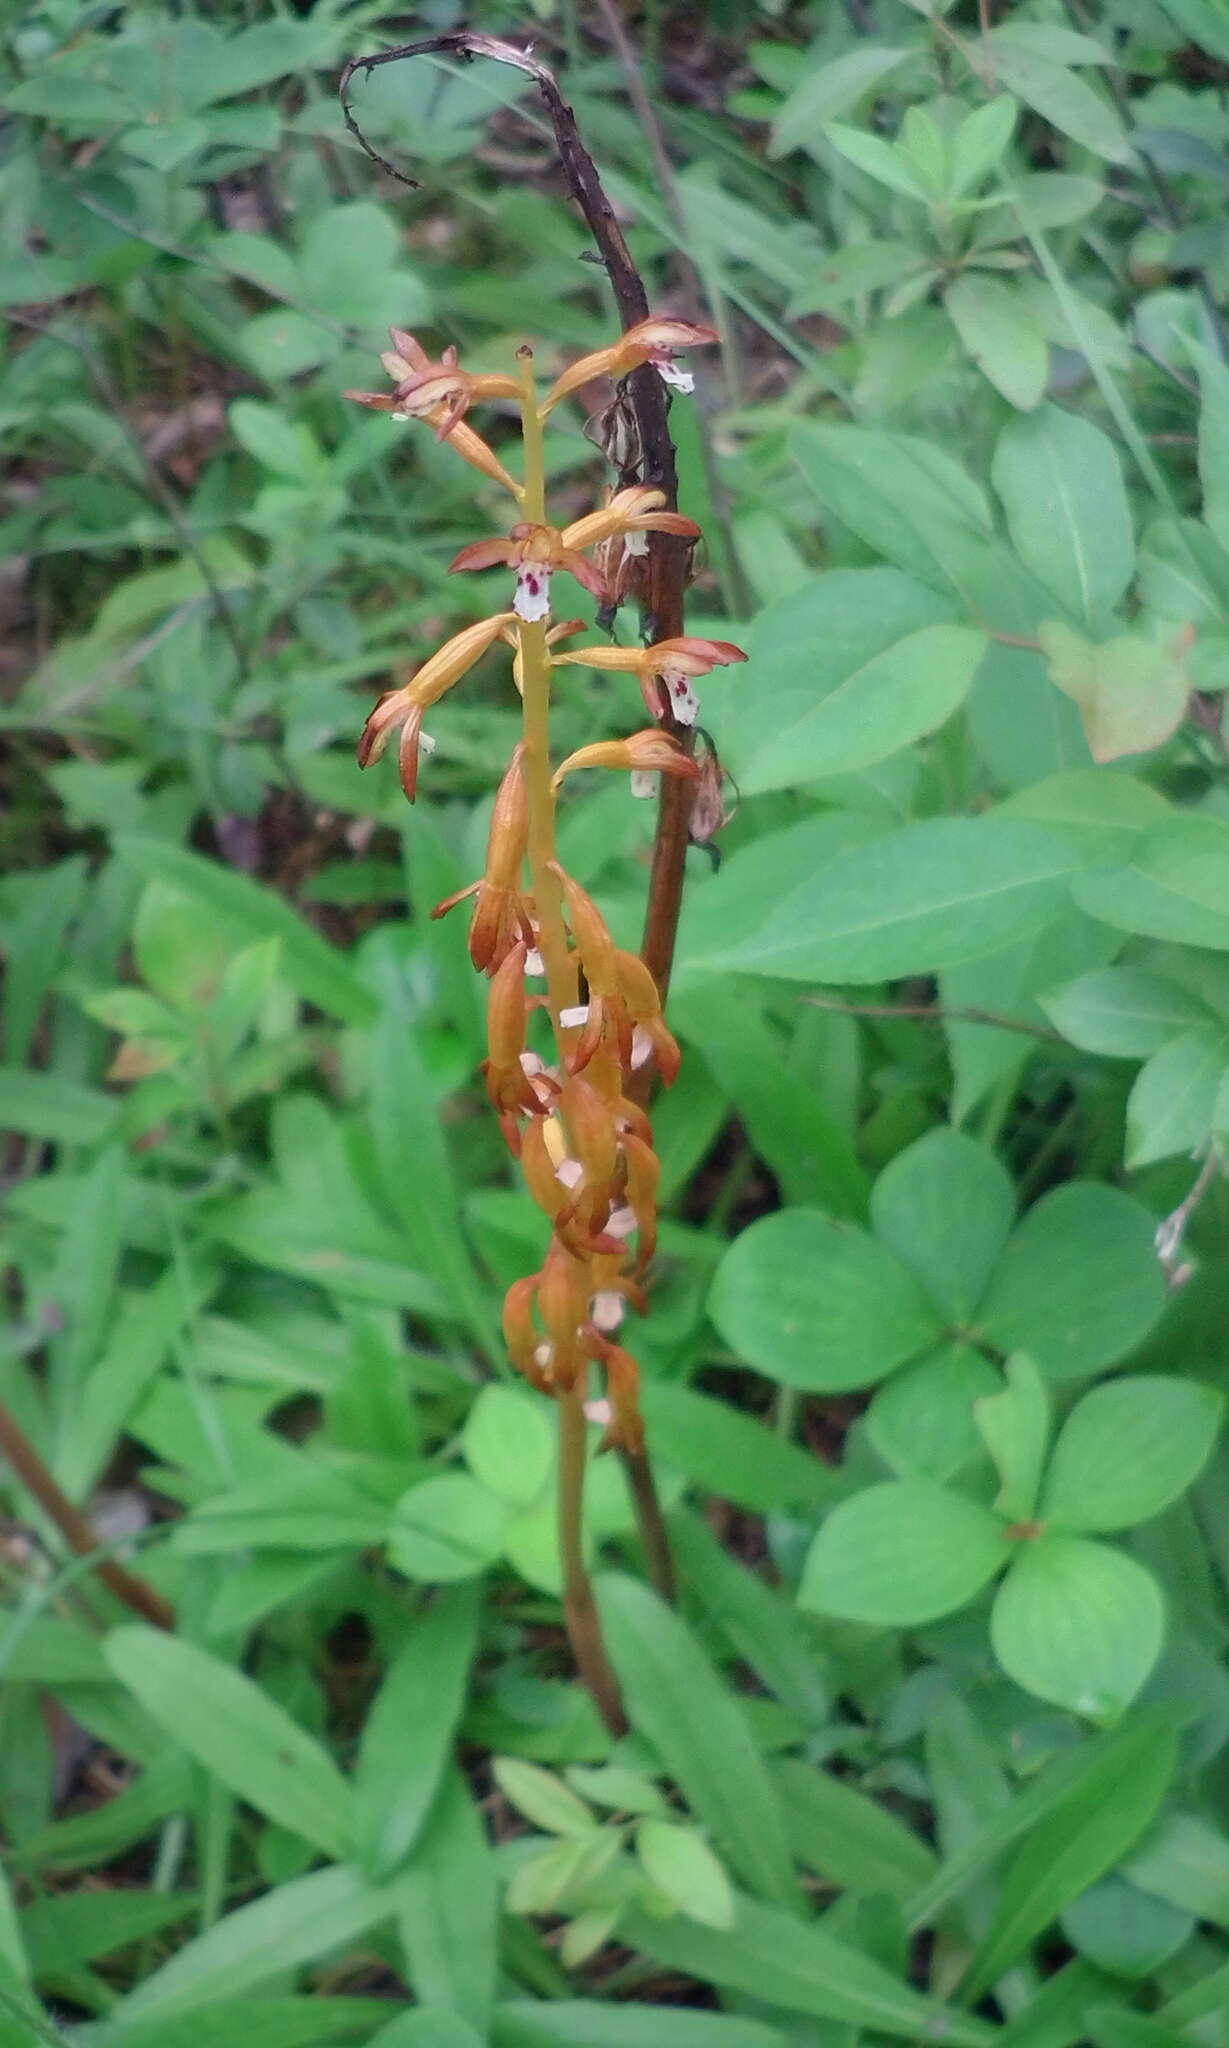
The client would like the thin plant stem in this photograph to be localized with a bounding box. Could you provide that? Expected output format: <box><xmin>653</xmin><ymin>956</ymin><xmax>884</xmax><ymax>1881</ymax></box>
<box><xmin>620</xmin><ymin>1443</ymin><xmax>676</xmax><ymax>1606</ymax></box>
<box><xmin>558</xmin><ymin>1382</ymin><xmax>627</xmax><ymax>1737</ymax></box>
<box><xmin>0</xmin><ymin>1401</ymin><xmax>174</xmax><ymax>1631</ymax></box>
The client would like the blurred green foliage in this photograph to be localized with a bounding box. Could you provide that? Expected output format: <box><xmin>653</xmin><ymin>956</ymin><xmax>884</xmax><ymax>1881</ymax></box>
<box><xmin>8</xmin><ymin>0</ymin><xmax>1229</xmax><ymax>2038</ymax></box>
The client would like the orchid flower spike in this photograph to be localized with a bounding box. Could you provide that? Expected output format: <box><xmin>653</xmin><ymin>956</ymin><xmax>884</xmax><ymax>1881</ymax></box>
<box><xmin>450</xmin><ymin>489</ymin><xmax>700</xmax><ymax>623</ymax></box>
<box><xmin>345</xmin><ymin>328</ymin><xmax>522</xmax><ymax>497</ymax></box>
<box><xmin>553</xmin><ymin>634</ymin><xmax>747</xmax><ymax>726</ymax></box>
<box><xmin>357</xmin><ymin>610</ymin><xmax>515</xmax><ymax>800</ymax></box>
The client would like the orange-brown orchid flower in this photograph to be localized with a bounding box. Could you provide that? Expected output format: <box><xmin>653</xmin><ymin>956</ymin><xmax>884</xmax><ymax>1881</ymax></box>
<box><xmin>553</xmin><ymin>634</ymin><xmax>747</xmax><ymax>725</ymax></box>
<box><xmin>551</xmin><ymin>729</ymin><xmax>700</xmax><ymax>790</ymax></box>
<box><xmin>450</xmin><ymin>489</ymin><xmax>700</xmax><ymax>623</ymax></box>
<box><xmin>550</xmin><ymin>865</ymin><xmax>682</xmax><ymax>1086</ymax></box>
<box><xmin>431</xmin><ymin>743</ymin><xmax>532</xmax><ymax>974</ymax></box>
<box><xmin>541</xmin><ymin>316</ymin><xmax>719</xmax><ymax>415</ymax></box>
<box><xmin>345</xmin><ymin>328</ymin><xmax>522</xmax><ymax>496</ymax></box>
<box><xmin>357</xmin><ymin>610</ymin><xmax>516</xmax><ymax>802</ymax></box>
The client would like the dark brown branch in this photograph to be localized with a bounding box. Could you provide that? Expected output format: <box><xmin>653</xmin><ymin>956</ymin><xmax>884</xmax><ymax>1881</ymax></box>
<box><xmin>0</xmin><ymin>1402</ymin><xmax>174</xmax><ymax>1630</ymax></box>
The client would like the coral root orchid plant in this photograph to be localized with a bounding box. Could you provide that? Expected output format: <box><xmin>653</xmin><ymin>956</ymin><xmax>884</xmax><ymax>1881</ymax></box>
<box><xmin>348</xmin><ymin>321</ymin><xmax>744</xmax><ymax>1731</ymax></box>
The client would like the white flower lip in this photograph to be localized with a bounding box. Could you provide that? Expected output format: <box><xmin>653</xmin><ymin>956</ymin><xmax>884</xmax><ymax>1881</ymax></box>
<box><xmin>591</xmin><ymin>1288</ymin><xmax>626</xmax><ymax>1332</ymax></box>
<box><xmin>661</xmin><ymin>667</ymin><xmax>699</xmax><ymax>726</ymax></box>
<box><xmin>630</xmin><ymin>769</ymin><xmax>659</xmax><ymax>800</ymax></box>
<box><xmin>514</xmin><ymin>564</ymin><xmax>552</xmax><ymax>621</ymax></box>
<box><xmin>559</xmin><ymin>1003</ymin><xmax>590</xmax><ymax>1030</ymax></box>
<box><xmin>654</xmin><ymin>358</ymin><xmax>695</xmax><ymax>394</ymax></box>
<box><xmin>605</xmin><ymin>1204</ymin><xmax>637</xmax><ymax>1240</ymax></box>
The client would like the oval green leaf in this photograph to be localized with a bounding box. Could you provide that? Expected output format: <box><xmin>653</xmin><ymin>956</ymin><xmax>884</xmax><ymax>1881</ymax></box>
<box><xmin>991</xmin><ymin>1535</ymin><xmax>1165</xmax><ymax>1718</ymax></box>
<box><xmin>800</xmin><ymin>1482</ymin><xmax>1006</xmax><ymax>1625</ymax></box>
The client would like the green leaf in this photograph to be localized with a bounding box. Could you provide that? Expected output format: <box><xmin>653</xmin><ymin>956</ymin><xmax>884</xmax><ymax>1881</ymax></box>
<box><xmin>1074</xmin><ymin>815</ymin><xmax>1229</xmax><ymax>951</ymax></box>
<box><xmin>622</xmin><ymin>1894</ymin><xmax>993</xmax><ymax>2045</ymax></box>
<box><xmin>0</xmin><ymin>1070</ymin><xmax>120</xmax><ymax>1146</ymax></box>
<box><xmin>230</xmin><ymin>400</ymin><xmax>322</xmax><ymax>482</ymax></box>
<box><xmin>1193</xmin><ymin>339</ymin><xmax>1229</xmax><ymax>554</ymax></box>
<box><xmin>950</xmin><ymin>95</ymin><xmax>1019</xmax><ymax>196</ymax></box>
<box><xmin>1127</xmin><ymin>1027</ymin><xmax>1229</xmax><ymax>1168</ymax></box>
<box><xmin>388</xmin><ymin>1474</ymin><xmax>510</xmax><ymax>1583</ymax></box>
<box><xmin>991</xmin><ymin>1537</ymin><xmax>1165</xmax><ymax>1718</ymax></box>
<box><xmin>97</xmin><ymin>1998</ymin><xmax>391</xmax><ymax>2048</ymax></box>
<box><xmin>104</xmin><ymin>1628</ymin><xmax>351</xmax><ymax>1860</ymax></box>
<box><xmin>113</xmin><ymin>837</ymin><xmax>375</xmax><ymax>1027</ymax></box>
<box><xmin>992</xmin><ymin>404</ymin><xmax>1134</xmax><ymax>626</ymax></box>
<box><xmin>772</xmin><ymin>1757</ymin><xmax>937</xmax><ymax>1898</ymax></box>
<box><xmin>672</xmin><ymin>1513</ymin><xmax>831</xmax><ymax>1729</ymax></box>
<box><xmin>1124</xmin><ymin>1808</ymin><xmax>1229</xmax><ymax>1926</ymax></box>
<box><xmin>709</xmin><ymin>1210</ymin><xmax>939</xmax><ymax>1393</ymax></box>
<box><xmin>800</xmin><ymin>1482</ymin><xmax>1006</xmax><ymax>1624</ymax></box>
<box><xmin>724</xmin><ymin>573</ymin><xmax>979</xmax><ymax>794</ymax></box>
<box><xmin>596</xmin><ymin>1575</ymin><xmax>800</xmax><ymax>1910</ymax></box>
<box><xmin>493</xmin><ymin>1758</ymin><xmax>597</xmax><ymax>1838</ymax></box>
<box><xmin>118</xmin><ymin>1867</ymin><xmax>394</xmax><ymax>2022</ymax></box>
<box><xmin>1042</xmin><ymin>966</ymin><xmax>1212</xmax><ymax>1057</ymax></box>
<box><xmin>826</xmin><ymin>124</ymin><xmax>930</xmax><ymax>200</ymax></box>
<box><xmin>494</xmin><ymin>2003</ymin><xmax>787</xmax><ymax>2048</ymax></box>
<box><xmin>370</xmin><ymin>2013</ymin><xmax>485</xmax><ymax>2048</ymax></box>
<box><xmin>791</xmin><ymin>420</ymin><xmax>993</xmax><ymax>598</ymax></box>
<box><xmin>867</xmin><ymin>1344</ymin><xmax>1002</xmax><ymax>1482</ymax></box>
<box><xmin>353</xmin><ymin>1584</ymin><xmax>481</xmax><ymax>1881</ymax></box>
<box><xmin>19</xmin><ymin>1891</ymin><xmax>194</xmax><ymax>1973</ymax></box>
<box><xmin>945</xmin><ymin>276</ymin><xmax>1049</xmax><ymax>410</ymax></box>
<box><xmin>770</xmin><ymin>46</ymin><xmax>915</xmax><ymax>157</ymax></box>
<box><xmin>1061</xmin><ymin>1874</ymin><xmax>1193</xmax><ymax>1980</ymax></box>
<box><xmin>975</xmin><ymin>1355</ymin><xmax>1051</xmax><ymax>1521</ymax></box>
<box><xmin>463</xmin><ymin>1387</ymin><xmax>554</xmax><ymax>1508</ymax></box>
<box><xmin>1088</xmin><ymin>2013</ymin><xmax>1195</xmax><ymax>2048</ymax></box>
<box><xmin>718</xmin><ymin>817</ymin><xmax>1076</xmax><ymax>984</ymax></box>
<box><xmin>392</xmin><ymin>1767</ymin><xmax>498</xmax><ymax>2035</ymax></box>
<box><xmin>870</xmin><ymin>1127</ymin><xmax>1015</xmax><ymax>1322</ymax></box>
<box><xmin>636</xmin><ymin>1821</ymin><xmax>735</xmax><ymax>1930</ymax></box>
<box><xmin>640</xmin><ymin>1381</ymin><xmax>839</xmax><ymax>1515</ymax></box>
<box><xmin>977</xmin><ymin>1183</ymin><xmax>1166</xmax><ymax>1380</ymax></box>
<box><xmin>1041</xmin><ymin>1376</ymin><xmax>1223</xmax><ymax>1532</ymax></box>
<box><xmin>1039</xmin><ymin>622</ymin><xmax>1190</xmax><ymax>764</ymax></box>
<box><xmin>961</xmin><ymin>1715</ymin><xmax>1177</xmax><ymax>1998</ymax></box>
<box><xmin>987</xmin><ymin>43</ymin><xmax>1130</xmax><ymax>162</ymax></box>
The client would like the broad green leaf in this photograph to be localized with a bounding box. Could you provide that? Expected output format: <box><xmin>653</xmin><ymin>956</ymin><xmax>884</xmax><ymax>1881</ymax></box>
<box><xmin>675</xmin><ymin>812</ymin><xmax>888</xmax><ymax>986</ymax></box>
<box><xmin>977</xmin><ymin>1183</ymin><xmax>1166</xmax><ymax>1379</ymax></box>
<box><xmin>1040</xmin><ymin>623</ymin><xmax>1190</xmax><ymax>763</ymax></box>
<box><xmin>0</xmin><ymin>1070</ymin><xmax>120</xmax><ymax>1146</ymax></box>
<box><xmin>950</xmin><ymin>95</ymin><xmax>1018</xmax><ymax>196</ymax></box>
<box><xmin>493</xmin><ymin>1758</ymin><xmax>596</xmax><ymax>1838</ymax></box>
<box><xmin>1042</xmin><ymin>966</ymin><xmax>1211</xmax><ymax>1057</ymax></box>
<box><xmin>867</xmin><ymin>1344</ymin><xmax>1001</xmax><ymax>1481</ymax></box>
<box><xmin>463</xmin><ymin>1385</ymin><xmax>554</xmax><ymax>1508</ymax></box>
<box><xmin>623</xmin><ymin>1894</ymin><xmax>993</xmax><ymax>2045</ymax></box>
<box><xmin>230</xmin><ymin>400</ymin><xmax>322</xmax><ymax>482</ymax></box>
<box><xmin>353</xmin><ymin>1585</ymin><xmax>481</xmax><ymax>1881</ymax></box>
<box><xmin>709</xmin><ymin>1210</ymin><xmax>939</xmax><ymax>1393</ymax></box>
<box><xmin>640</xmin><ymin>1380</ymin><xmax>839</xmax><ymax>1515</ymax></box>
<box><xmin>771</xmin><ymin>45</ymin><xmax>915</xmax><ymax>156</ymax></box>
<box><xmin>394</xmin><ymin>1767</ymin><xmax>498</xmax><ymax>2035</ymax></box>
<box><xmin>104</xmin><ymin>1628</ymin><xmax>351</xmax><ymax>1860</ymax></box>
<box><xmin>1088</xmin><ymin>2014</ymin><xmax>1194</xmax><ymax>2048</ymax></box>
<box><xmin>992</xmin><ymin>404</ymin><xmax>1133</xmax><ymax>626</ymax></box>
<box><xmin>494</xmin><ymin>2003</ymin><xmax>786</xmax><ymax>2048</ymax></box>
<box><xmin>596</xmin><ymin>1574</ymin><xmax>800</xmax><ymax>1910</ymax></box>
<box><xmin>800</xmin><ymin>1482</ymin><xmax>1006</xmax><ymax>1624</ymax></box>
<box><xmin>118</xmin><ymin>1866</ymin><xmax>393</xmax><ymax>2022</ymax></box>
<box><xmin>987</xmin><ymin>43</ymin><xmax>1130</xmax><ymax>161</ymax></box>
<box><xmin>870</xmin><ymin>1127</ymin><xmax>1015</xmax><ymax>1322</ymax></box>
<box><xmin>388</xmin><ymin>1474</ymin><xmax>510</xmax><ymax>1583</ymax></box>
<box><xmin>961</xmin><ymin>1716</ymin><xmax>1177</xmax><ymax>1997</ymax></box>
<box><xmin>725</xmin><ymin>579</ymin><xmax>980</xmax><ymax>794</ymax></box>
<box><xmin>975</xmin><ymin>1355</ymin><xmax>1051</xmax><ymax>1521</ymax></box>
<box><xmin>719</xmin><ymin>817</ymin><xmax>1075</xmax><ymax>984</ymax></box>
<box><xmin>113</xmin><ymin>837</ymin><xmax>375</xmax><ymax>1027</ymax></box>
<box><xmin>1061</xmin><ymin>1873</ymin><xmax>1193</xmax><ymax>1979</ymax></box>
<box><xmin>370</xmin><ymin>2013</ymin><xmax>484</xmax><ymax>2048</ymax></box>
<box><xmin>1124</xmin><ymin>1809</ymin><xmax>1229</xmax><ymax>1926</ymax></box>
<box><xmin>826</xmin><ymin>124</ymin><xmax>930</xmax><ymax>200</ymax></box>
<box><xmin>791</xmin><ymin>420</ymin><xmax>993</xmax><ymax>597</ymax></box>
<box><xmin>636</xmin><ymin>1821</ymin><xmax>735</xmax><ymax>1930</ymax></box>
<box><xmin>997</xmin><ymin>769</ymin><xmax>1169</xmax><ymax>862</ymax></box>
<box><xmin>772</xmin><ymin>1757</ymin><xmax>937</xmax><ymax>1898</ymax></box>
<box><xmin>788</xmin><ymin>239</ymin><xmax>926</xmax><ymax>315</ymax></box>
<box><xmin>991</xmin><ymin>1537</ymin><xmax>1165</xmax><ymax>1718</ymax></box>
<box><xmin>1194</xmin><ymin>339</ymin><xmax>1229</xmax><ymax>555</ymax></box>
<box><xmin>1074</xmin><ymin>815</ymin><xmax>1229</xmax><ymax>950</ymax></box>
<box><xmin>1043</xmin><ymin>1376</ymin><xmax>1223</xmax><ymax>1533</ymax></box>
<box><xmin>1127</xmin><ymin>1027</ymin><xmax>1229</xmax><ymax>1168</ymax></box>
<box><xmin>945</xmin><ymin>275</ymin><xmax>1049</xmax><ymax>410</ymax></box>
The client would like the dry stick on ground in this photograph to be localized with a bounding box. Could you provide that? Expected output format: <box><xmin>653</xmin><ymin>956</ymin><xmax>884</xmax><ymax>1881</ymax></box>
<box><xmin>0</xmin><ymin>1403</ymin><xmax>174</xmax><ymax>1630</ymax></box>
<box><xmin>340</xmin><ymin>32</ymin><xmax>678</xmax><ymax>1606</ymax></box>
